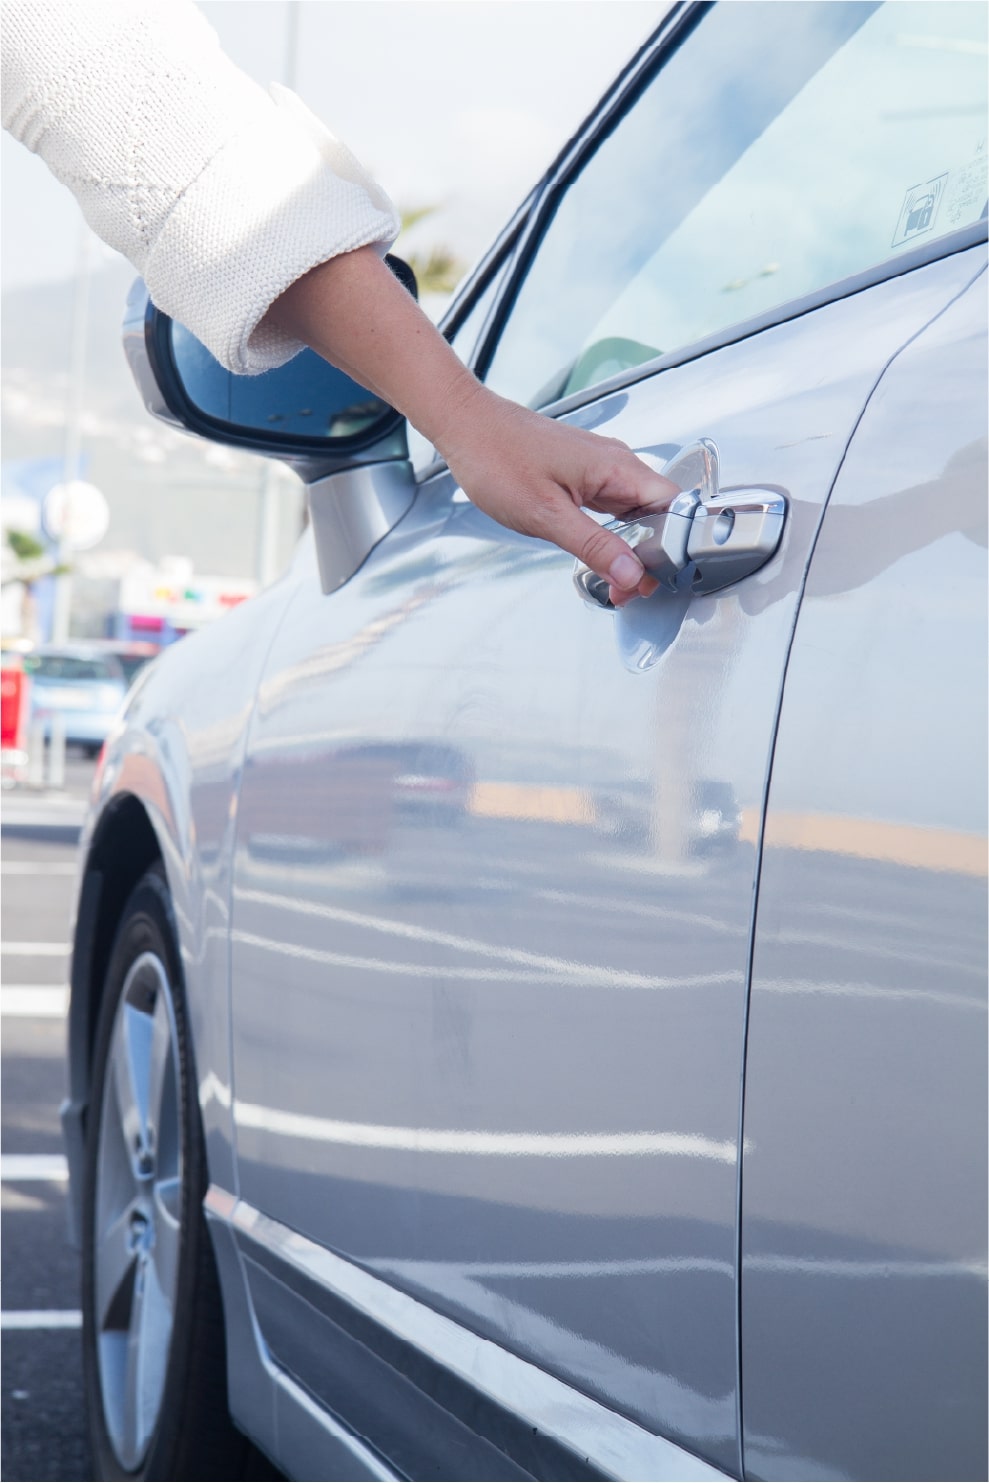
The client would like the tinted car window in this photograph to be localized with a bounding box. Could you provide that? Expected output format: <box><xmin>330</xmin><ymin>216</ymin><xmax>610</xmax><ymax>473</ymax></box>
<box><xmin>27</xmin><ymin>655</ymin><xmax>121</xmax><ymax>683</ymax></box>
<box><xmin>484</xmin><ymin>0</ymin><xmax>988</xmax><ymax>408</ymax></box>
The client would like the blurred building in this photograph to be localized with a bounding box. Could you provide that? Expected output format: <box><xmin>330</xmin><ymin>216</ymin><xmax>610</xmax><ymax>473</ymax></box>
<box><xmin>113</xmin><ymin>557</ymin><xmax>255</xmax><ymax>646</ymax></box>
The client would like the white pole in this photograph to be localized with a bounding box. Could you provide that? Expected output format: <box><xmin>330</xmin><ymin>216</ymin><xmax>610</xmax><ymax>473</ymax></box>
<box><xmin>256</xmin><ymin>463</ymin><xmax>284</xmax><ymax>589</ymax></box>
<box><xmin>284</xmin><ymin>0</ymin><xmax>300</xmax><ymax>89</ymax></box>
<box><xmin>27</xmin><ymin>721</ymin><xmax>45</xmax><ymax>789</ymax></box>
<box><xmin>47</xmin><ymin>715</ymin><xmax>66</xmax><ymax>790</ymax></box>
<box><xmin>256</xmin><ymin>1</ymin><xmax>302</xmax><ymax>586</ymax></box>
<box><xmin>51</xmin><ymin>218</ymin><xmax>93</xmax><ymax>645</ymax></box>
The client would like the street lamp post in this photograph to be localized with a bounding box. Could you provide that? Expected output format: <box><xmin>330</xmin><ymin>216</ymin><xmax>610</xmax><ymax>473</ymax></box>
<box><xmin>51</xmin><ymin>217</ymin><xmax>93</xmax><ymax>646</ymax></box>
<box><xmin>256</xmin><ymin>0</ymin><xmax>302</xmax><ymax>589</ymax></box>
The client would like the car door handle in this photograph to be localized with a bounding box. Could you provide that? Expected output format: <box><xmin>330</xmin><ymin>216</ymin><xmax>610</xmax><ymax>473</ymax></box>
<box><xmin>573</xmin><ymin>440</ymin><xmax>786</xmax><ymax>609</ymax></box>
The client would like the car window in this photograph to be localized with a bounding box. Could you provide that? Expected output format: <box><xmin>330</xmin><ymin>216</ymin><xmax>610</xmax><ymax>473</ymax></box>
<box><xmin>27</xmin><ymin>655</ymin><xmax>121</xmax><ymax>683</ymax></box>
<box><xmin>483</xmin><ymin>0</ymin><xmax>988</xmax><ymax>409</ymax></box>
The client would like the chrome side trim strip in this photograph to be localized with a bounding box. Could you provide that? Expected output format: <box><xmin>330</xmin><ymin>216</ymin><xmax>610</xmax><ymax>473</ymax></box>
<box><xmin>206</xmin><ymin>1187</ymin><xmax>729</xmax><ymax>1482</ymax></box>
<box><xmin>205</xmin><ymin>1202</ymin><xmax>398</xmax><ymax>1482</ymax></box>
<box><xmin>272</xmin><ymin>1357</ymin><xmax>398</xmax><ymax>1483</ymax></box>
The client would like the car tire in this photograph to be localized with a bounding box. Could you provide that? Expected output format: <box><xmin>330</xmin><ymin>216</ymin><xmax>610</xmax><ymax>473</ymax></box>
<box><xmin>81</xmin><ymin>866</ymin><xmax>249</xmax><ymax>1480</ymax></box>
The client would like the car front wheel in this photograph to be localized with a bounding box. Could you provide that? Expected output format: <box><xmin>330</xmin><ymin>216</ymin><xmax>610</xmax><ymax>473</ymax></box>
<box><xmin>81</xmin><ymin>867</ymin><xmax>248</xmax><ymax>1480</ymax></box>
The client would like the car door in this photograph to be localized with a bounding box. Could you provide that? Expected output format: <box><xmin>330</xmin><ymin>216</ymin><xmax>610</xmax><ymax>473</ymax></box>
<box><xmin>227</xmin><ymin>3</ymin><xmax>987</xmax><ymax>1475</ymax></box>
<box><xmin>740</xmin><ymin>270</ymin><xmax>988</xmax><ymax>1483</ymax></box>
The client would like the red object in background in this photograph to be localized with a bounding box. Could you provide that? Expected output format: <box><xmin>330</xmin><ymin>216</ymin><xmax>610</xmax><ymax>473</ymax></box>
<box><xmin>1</xmin><ymin>658</ymin><xmax>31</xmax><ymax>761</ymax></box>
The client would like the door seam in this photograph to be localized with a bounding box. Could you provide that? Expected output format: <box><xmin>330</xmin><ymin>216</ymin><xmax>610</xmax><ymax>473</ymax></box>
<box><xmin>731</xmin><ymin>256</ymin><xmax>987</xmax><ymax>1480</ymax></box>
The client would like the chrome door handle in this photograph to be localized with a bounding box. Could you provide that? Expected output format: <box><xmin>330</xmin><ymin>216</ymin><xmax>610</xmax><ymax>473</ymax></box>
<box><xmin>572</xmin><ymin>488</ymin><xmax>700</xmax><ymax>607</ymax></box>
<box><xmin>684</xmin><ymin>488</ymin><xmax>786</xmax><ymax>595</ymax></box>
<box><xmin>573</xmin><ymin>440</ymin><xmax>786</xmax><ymax>609</ymax></box>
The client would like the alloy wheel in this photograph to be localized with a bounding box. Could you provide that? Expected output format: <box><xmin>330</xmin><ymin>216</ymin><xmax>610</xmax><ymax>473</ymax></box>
<box><xmin>93</xmin><ymin>950</ymin><xmax>183</xmax><ymax>1471</ymax></box>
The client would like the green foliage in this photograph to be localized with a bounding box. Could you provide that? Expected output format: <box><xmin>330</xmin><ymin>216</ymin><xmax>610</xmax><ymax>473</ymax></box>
<box><xmin>1</xmin><ymin>528</ymin><xmax>71</xmax><ymax>590</ymax></box>
<box><xmin>398</xmin><ymin>205</ymin><xmax>467</xmax><ymax>298</ymax></box>
<box><xmin>6</xmin><ymin>528</ymin><xmax>46</xmax><ymax>562</ymax></box>
<box><xmin>405</xmin><ymin>244</ymin><xmax>466</xmax><ymax>296</ymax></box>
<box><xmin>399</xmin><ymin>204</ymin><xmax>439</xmax><ymax>235</ymax></box>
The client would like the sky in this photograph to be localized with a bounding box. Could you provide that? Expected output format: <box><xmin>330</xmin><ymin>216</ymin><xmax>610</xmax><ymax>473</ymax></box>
<box><xmin>1</xmin><ymin>0</ymin><xmax>664</xmax><ymax>293</ymax></box>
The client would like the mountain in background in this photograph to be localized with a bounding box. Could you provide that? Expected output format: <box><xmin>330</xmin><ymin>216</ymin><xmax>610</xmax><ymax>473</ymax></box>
<box><xmin>2</xmin><ymin>258</ymin><xmax>137</xmax><ymax>413</ymax></box>
<box><xmin>2</xmin><ymin>261</ymin><xmax>302</xmax><ymax>584</ymax></box>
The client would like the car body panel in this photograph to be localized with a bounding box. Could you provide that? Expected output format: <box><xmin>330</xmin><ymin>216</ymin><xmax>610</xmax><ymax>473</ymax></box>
<box><xmin>740</xmin><ymin>272</ymin><xmax>988</xmax><ymax>1481</ymax></box>
<box><xmin>67</xmin><ymin>572</ymin><xmax>302</xmax><ymax>1204</ymax></box>
<box><xmin>223</xmin><ymin>246</ymin><xmax>984</xmax><ymax>1476</ymax></box>
<box><xmin>214</xmin><ymin>1190</ymin><xmax>728</xmax><ymax>1482</ymax></box>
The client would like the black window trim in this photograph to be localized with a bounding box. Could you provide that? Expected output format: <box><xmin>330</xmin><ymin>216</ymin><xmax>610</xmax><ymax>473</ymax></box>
<box><xmin>471</xmin><ymin>1</ymin><xmax>706</xmax><ymax>385</ymax></box>
<box><xmin>438</xmin><ymin>195</ymin><xmax>533</xmax><ymax>354</ymax></box>
<box><xmin>436</xmin><ymin>4</ymin><xmax>693</xmax><ymax>361</ymax></box>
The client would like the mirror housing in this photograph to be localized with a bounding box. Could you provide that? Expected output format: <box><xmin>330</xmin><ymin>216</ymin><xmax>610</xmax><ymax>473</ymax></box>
<box><xmin>122</xmin><ymin>257</ymin><xmax>420</xmax><ymax>594</ymax></box>
<box><xmin>122</xmin><ymin>255</ymin><xmax>418</xmax><ymax>479</ymax></box>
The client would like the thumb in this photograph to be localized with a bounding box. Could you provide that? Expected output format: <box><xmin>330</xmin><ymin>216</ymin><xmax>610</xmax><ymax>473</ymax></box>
<box><xmin>547</xmin><ymin>502</ymin><xmax>652</xmax><ymax>600</ymax></box>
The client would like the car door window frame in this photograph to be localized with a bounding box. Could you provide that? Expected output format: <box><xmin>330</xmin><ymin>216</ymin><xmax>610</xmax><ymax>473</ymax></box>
<box><xmin>440</xmin><ymin>203</ymin><xmax>530</xmax><ymax>371</ymax></box>
<box><xmin>408</xmin><ymin>193</ymin><xmax>536</xmax><ymax>478</ymax></box>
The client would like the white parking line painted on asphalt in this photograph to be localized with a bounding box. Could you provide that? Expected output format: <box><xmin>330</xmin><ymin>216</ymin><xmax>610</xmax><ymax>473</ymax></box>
<box><xmin>1</xmin><ymin>943</ymin><xmax>70</xmax><ymax>956</ymax></box>
<box><xmin>1</xmin><ymin>1155</ymin><xmax>69</xmax><ymax>1182</ymax></box>
<box><xmin>1</xmin><ymin>1311</ymin><xmax>81</xmax><ymax>1330</ymax></box>
<box><xmin>1</xmin><ymin>987</ymin><xmax>69</xmax><ymax>1017</ymax></box>
<box><xmin>1</xmin><ymin>861</ymin><xmax>77</xmax><ymax>875</ymax></box>
<box><xmin>0</xmin><ymin>795</ymin><xmax>88</xmax><ymax>827</ymax></box>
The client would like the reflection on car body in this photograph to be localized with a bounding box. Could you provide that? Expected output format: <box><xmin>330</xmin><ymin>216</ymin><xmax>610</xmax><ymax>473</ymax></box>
<box><xmin>64</xmin><ymin>4</ymin><xmax>987</xmax><ymax>1481</ymax></box>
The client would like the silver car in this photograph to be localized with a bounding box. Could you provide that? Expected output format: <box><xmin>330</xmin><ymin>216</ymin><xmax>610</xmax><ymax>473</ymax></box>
<box><xmin>62</xmin><ymin>3</ymin><xmax>987</xmax><ymax>1479</ymax></box>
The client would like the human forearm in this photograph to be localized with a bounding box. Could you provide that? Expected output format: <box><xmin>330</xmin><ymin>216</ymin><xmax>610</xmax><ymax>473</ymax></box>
<box><xmin>267</xmin><ymin>248</ymin><xmax>679</xmax><ymax>604</ymax></box>
<box><xmin>263</xmin><ymin>245</ymin><xmax>481</xmax><ymax>447</ymax></box>
<box><xmin>2</xmin><ymin>1</ymin><xmax>399</xmax><ymax>376</ymax></box>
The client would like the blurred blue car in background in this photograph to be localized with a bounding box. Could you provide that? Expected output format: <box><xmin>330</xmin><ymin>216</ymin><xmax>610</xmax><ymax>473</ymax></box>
<box><xmin>25</xmin><ymin>645</ymin><xmax>128</xmax><ymax>757</ymax></box>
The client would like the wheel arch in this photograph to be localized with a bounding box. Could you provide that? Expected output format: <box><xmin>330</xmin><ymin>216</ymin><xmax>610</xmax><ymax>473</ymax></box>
<box><xmin>63</xmin><ymin>793</ymin><xmax>166</xmax><ymax>1245</ymax></box>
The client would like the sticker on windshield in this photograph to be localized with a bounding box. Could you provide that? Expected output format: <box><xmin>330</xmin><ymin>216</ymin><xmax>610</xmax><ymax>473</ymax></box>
<box><xmin>891</xmin><ymin>174</ymin><xmax>947</xmax><ymax>248</ymax></box>
<box><xmin>939</xmin><ymin>150</ymin><xmax>988</xmax><ymax>233</ymax></box>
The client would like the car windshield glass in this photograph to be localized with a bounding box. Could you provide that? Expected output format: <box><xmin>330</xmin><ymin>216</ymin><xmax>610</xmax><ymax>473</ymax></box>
<box><xmin>27</xmin><ymin>655</ymin><xmax>120</xmax><ymax>683</ymax></box>
<box><xmin>484</xmin><ymin>0</ymin><xmax>988</xmax><ymax>408</ymax></box>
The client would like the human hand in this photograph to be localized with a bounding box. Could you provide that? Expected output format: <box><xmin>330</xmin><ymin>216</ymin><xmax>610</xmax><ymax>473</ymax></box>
<box><xmin>268</xmin><ymin>249</ymin><xmax>678</xmax><ymax>603</ymax></box>
<box><xmin>433</xmin><ymin>381</ymin><xmax>681</xmax><ymax>607</ymax></box>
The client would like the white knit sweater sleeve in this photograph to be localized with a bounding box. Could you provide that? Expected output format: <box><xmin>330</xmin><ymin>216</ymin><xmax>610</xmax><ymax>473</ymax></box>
<box><xmin>1</xmin><ymin>0</ymin><xmax>401</xmax><ymax>373</ymax></box>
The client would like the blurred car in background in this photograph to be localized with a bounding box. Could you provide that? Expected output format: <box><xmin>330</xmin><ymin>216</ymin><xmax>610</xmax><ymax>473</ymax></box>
<box><xmin>25</xmin><ymin>644</ymin><xmax>127</xmax><ymax>757</ymax></box>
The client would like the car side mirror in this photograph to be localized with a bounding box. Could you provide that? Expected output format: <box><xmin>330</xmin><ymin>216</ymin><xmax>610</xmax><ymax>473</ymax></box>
<box><xmin>136</xmin><ymin>255</ymin><xmax>418</xmax><ymax>460</ymax></box>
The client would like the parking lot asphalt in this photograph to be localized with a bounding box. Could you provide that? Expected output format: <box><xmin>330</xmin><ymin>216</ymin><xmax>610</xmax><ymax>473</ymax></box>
<box><xmin>2</xmin><ymin>756</ymin><xmax>92</xmax><ymax>1482</ymax></box>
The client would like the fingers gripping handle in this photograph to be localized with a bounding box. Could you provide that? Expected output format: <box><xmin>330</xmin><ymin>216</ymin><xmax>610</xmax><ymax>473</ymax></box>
<box><xmin>573</xmin><ymin>440</ymin><xmax>786</xmax><ymax>609</ymax></box>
